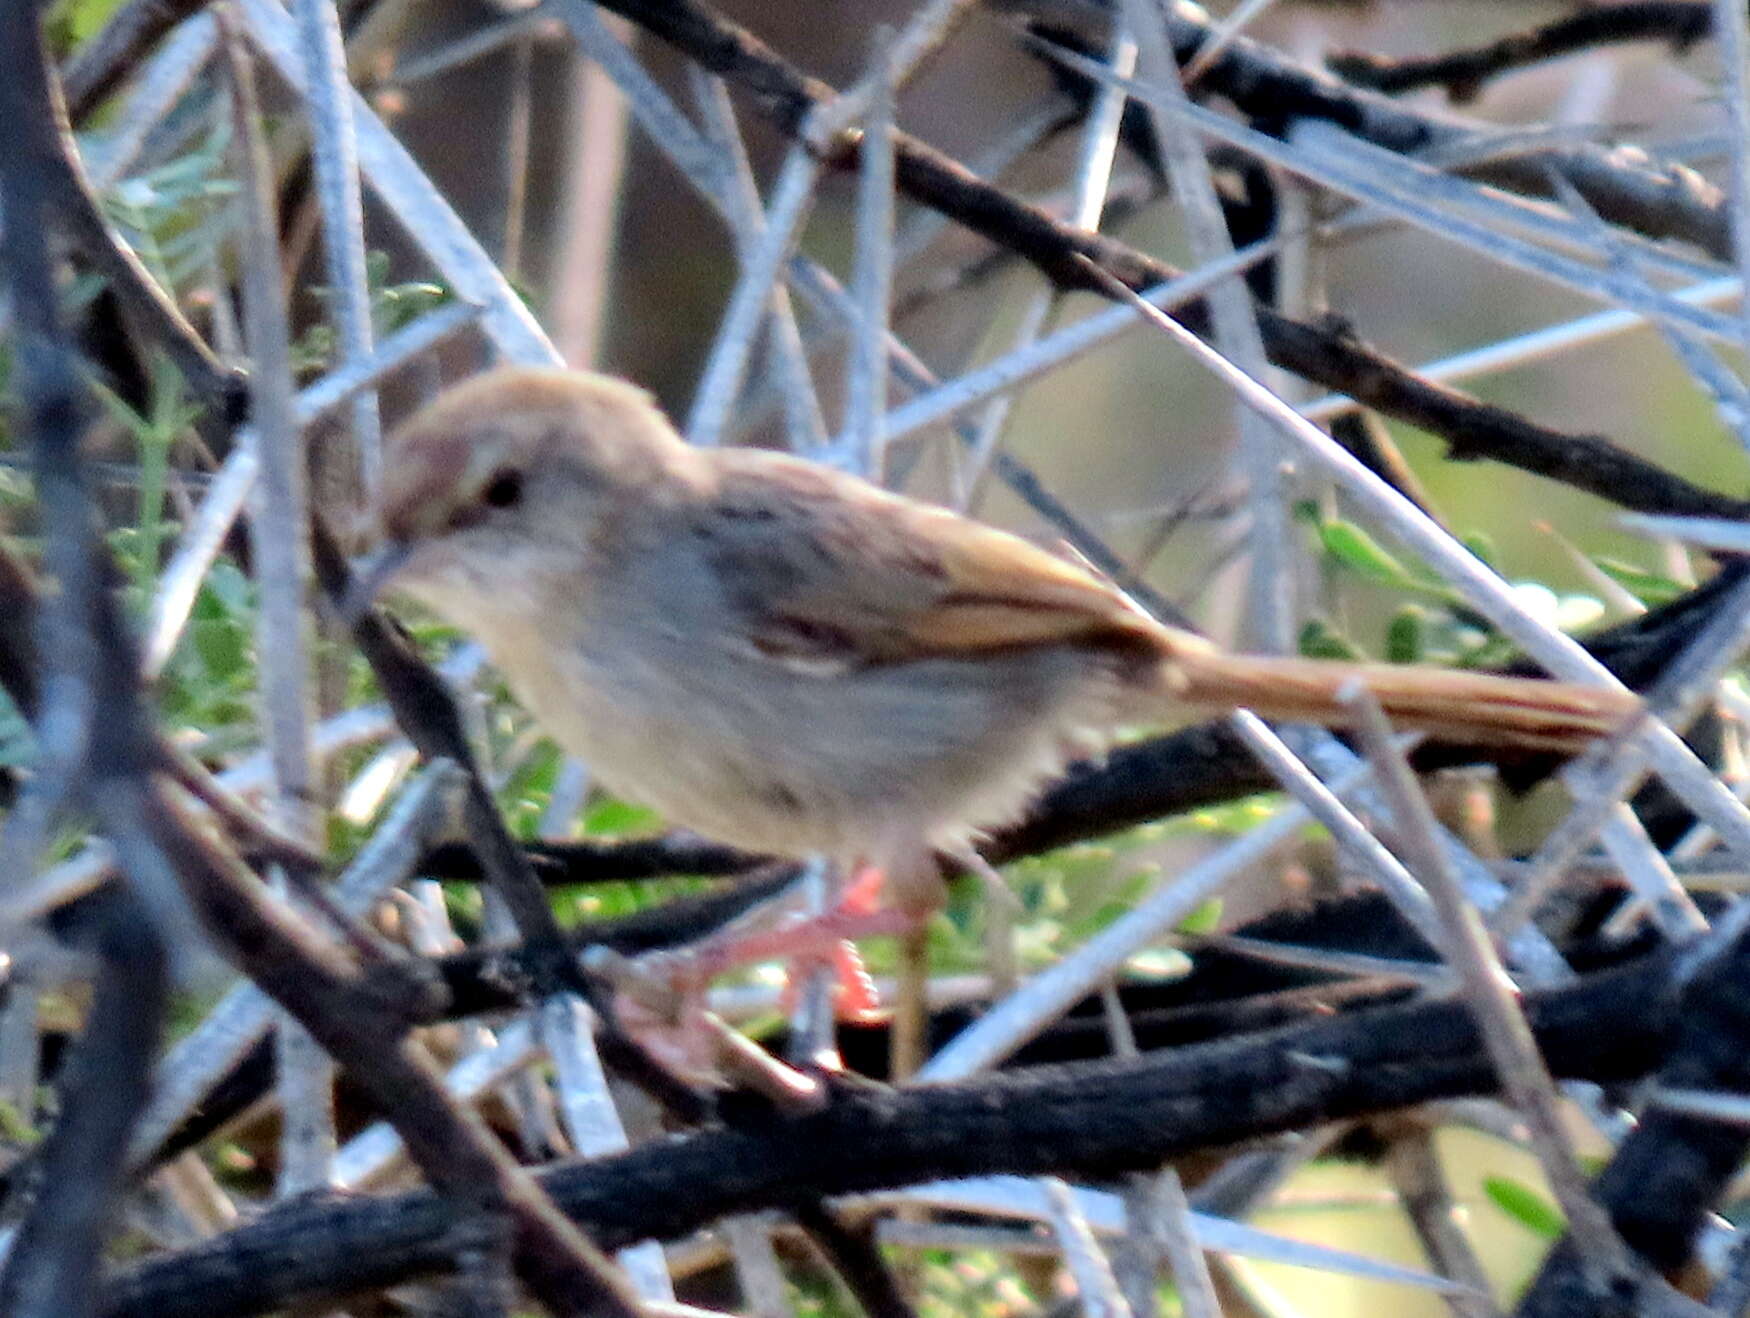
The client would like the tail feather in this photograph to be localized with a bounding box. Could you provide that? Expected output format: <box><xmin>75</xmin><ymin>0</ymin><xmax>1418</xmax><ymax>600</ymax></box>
<box><xmin>1166</xmin><ymin>650</ymin><xmax>1639</xmax><ymax>753</ymax></box>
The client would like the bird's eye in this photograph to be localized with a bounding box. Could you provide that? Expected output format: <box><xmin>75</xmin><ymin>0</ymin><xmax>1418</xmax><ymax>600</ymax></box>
<box><xmin>482</xmin><ymin>469</ymin><xmax>523</xmax><ymax>509</ymax></box>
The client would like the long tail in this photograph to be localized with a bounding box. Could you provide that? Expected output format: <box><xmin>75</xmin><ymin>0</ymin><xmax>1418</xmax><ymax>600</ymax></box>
<box><xmin>1165</xmin><ymin>648</ymin><xmax>1639</xmax><ymax>752</ymax></box>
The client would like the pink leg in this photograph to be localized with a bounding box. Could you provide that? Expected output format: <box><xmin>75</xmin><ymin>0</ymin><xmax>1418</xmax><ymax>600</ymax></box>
<box><xmin>694</xmin><ymin>865</ymin><xmax>920</xmax><ymax>1022</ymax></box>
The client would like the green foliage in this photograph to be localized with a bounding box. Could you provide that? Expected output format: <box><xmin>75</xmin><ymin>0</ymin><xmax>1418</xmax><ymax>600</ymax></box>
<box><xmin>46</xmin><ymin>0</ymin><xmax>127</xmax><ymax>52</ymax></box>
<box><xmin>97</xmin><ymin>125</ymin><xmax>239</xmax><ymax>298</ymax></box>
<box><xmin>93</xmin><ymin>355</ymin><xmax>202</xmax><ymax>597</ymax></box>
<box><xmin>296</xmin><ymin>251</ymin><xmax>450</xmax><ymax>375</ymax></box>
<box><xmin>1482</xmin><ymin>1175</ymin><xmax>1566</xmax><ymax>1239</ymax></box>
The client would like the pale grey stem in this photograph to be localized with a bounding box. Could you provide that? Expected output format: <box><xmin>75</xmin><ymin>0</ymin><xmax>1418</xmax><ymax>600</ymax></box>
<box><xmin>1283</xmin><ymin>732</ymin><xmax>1567</xmax><ymax>981</ymax></box>
<box><xmin>721</xmin><ymin>1216</ymin><xmax>794</xmax><ymax>1318</ymax></box>
<box><xmin>538</xmin><ymin>995</ymin><xmax>674</xmax><ymax>1301</ymax></box>
<box><xmin>1178</xmin><ymin>0</ymin><xmax>1280</xmax><ymax>84</ymax></box>
<box><xmin>688</xmin><ymin>68</ymin><xmax>826</xmax><ymax>451</ymax></box>
<box><xmin>143</xmin><ymin>447</ymin><xmax>259</xmax><ymax>684</ymax></box>
<box><xmin>1714</xmin><ymin>0</ymin><xmax>1750</xmax><ymax>357</ymax></box>
<box><xmin>556</xmin><ymin>0</ymin><xmax>732</xmax><ymax>212</ymax></box>
<box><xmin>539</xmin><ymin>758</ymin><xmax>592</xmax><ymax>838</ymax></box>
<box><xmin>956</xmin><ymin>22</ymin><xmax>1136</xmax><ymax>510</ymax></box>
<box><xmin>294</xmin><ymin>0</ymin><xmax>383</xmax><ymax>500</ymax></box>
<box><xmin>237</xmin><ymin>0</ymin><xmax>558</xmax><ymax>365</ymax></box>
<box><xmin>0</xmin><ymin>978</ymin><xmax>40</xmax><ymax>1118</ymax></box>
<box><xmin>1122</xmin><ymin>0</ymin><xmax>1292</xmax><ymax>653</ymax></box>
<box><xmin>892</xmin><ymin>1176</ymin><xmax>1466</xmax><ymax>1291</ymax></box>
<box><xmin>1192</xmin><ymin>933</ymin><xmax>1449</xmax><ymax>988</ymax></box>
<box><xmin>687</xmin><ymin>147</ymin><xmax>821</xmax><ymax>447</ymax></box>
<box><xmin>871</xmin><ymin>243</ymin><xmax>1278</xmax><ymax>449</ymax></box>
<box><xmin>143</xmin><ymin>300</ymin><xmax>482</xmax><ymax>681</ymax></box>
<box><xmin>1383</xmin><ymin>1127</ymin><xmax>1501</xmax><ymax>1318</ymax></box>
<box><xmin>1112</xmin><ymin>1178</ymin><xmax>1161</xmax><ymax>1318</ymax></box>
<box><xmin>1298</xmin><ymin>124</ymin><xmax>1722</xmax><ymax>286</ymax></box>
<box><xmin>1228</xmin><ymin>713</ymin><xmax>1446</xmax><ymax>951</ymax></box>
<box><xmin>1045</xmin><ymin>1177</ymin><xmax>1135</xmax><ymax>1318</ymax></box>
<box><xmin>1146</xmin><ymin>1171</ymin><xmax>1225</xmax><ymax>1318</ymax></box>
<box><xmin>1649</xmin><ymin>1087</ymin><xmax>1750</xmax><ymax>1126</ymax></box>
<box><xmin>1084</xmin><ymin>265</ymin><xmax>1750</xmax><ymax>885</ymax></box>
<box><xmin>802</xmin><ymin>0</ymin><xmax>974</xmax><ymax>150</ymax></box>
<box><xmin>1301</xmin><ymin>275</ymin><xmax>1741</xmax><ymax>424</ymax></box>
<box><xmin>1597</xmin><ymin>805</ymin><xmax>1708</xmax><ymax>938</ymax></box>
<box><xmin>220</xmin><ymin>5</ymin><xmax>331</xmax><ymax>1197</ymax></box>
<box><xmin>333</xmin><ymin>1019</ymin><xmax>540</xmax><ymax>1189</ymax></box>
<box><xmin>783</xmin><ymin>857</ymin><xmax>838</xmax><ymax>1070</ymax></box>
<box><xmin>1544</xmin><ymin>167</ymin><xmax>1750</xmax><ymax>451</ymax></box>
<box><xmin>1490</xmin><ymin>570</ymin><xmax>1750</xmax><ymax>937</ymax></box>
<box><xmin>82</xmin><ymin>15</ymin><xmax>218</xmax><ymax>190</ymax></box>
<box><xmin>1167</xmin><ymin>102</ymin><xmax>1741</xmax><ymax>343</ymax></box>
<box><xmin>1041</xmin><ymin>43</ymin><xmax>1735</xmax><ymax>338</ymax></box>
<box><xmin>0</xmin><ymin>682</ymin><xmax>440</xmax><ymax>936</ymax></box>
<box><xmin>840</xmin><ymin>29</ymin><xmax>897</xmax><ymax>478</ymax></box>
<box><xmin>389</xmin><ymin>6</ymin><xmax>556</xmax><ymax>86</ymax></box>
<box><xmin>498</xmin><ymin>33</ymin><xmax>534</xmax><ymax>280</ymax></box>
<box><xmin>919</xmin><ymin>753</ymin><xmax>1372</xmax><ymax>1079</ymax></box>
<box><xmin>1340</xmin><ymin>685</ymin><xmax>1634</xmax><ymax>1289</ymax></box>
<box><xmin>1098</xmin><ymin>985</ymin><xmax>1160</xmax><ymax>1318</ymax></box>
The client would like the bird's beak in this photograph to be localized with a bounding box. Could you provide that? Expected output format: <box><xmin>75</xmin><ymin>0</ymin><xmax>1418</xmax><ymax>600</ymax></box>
<box><xmin>340</xmin><ymin>540</ymin><xmax>413</xmax><ymax>627</ymax></box>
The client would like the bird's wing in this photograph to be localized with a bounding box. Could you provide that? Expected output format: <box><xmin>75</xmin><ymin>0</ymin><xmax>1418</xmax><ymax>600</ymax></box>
<box><xmin>699</xmin><ymin>452</ymin><xmax>1176</xmax><ymax>670</ymax></box>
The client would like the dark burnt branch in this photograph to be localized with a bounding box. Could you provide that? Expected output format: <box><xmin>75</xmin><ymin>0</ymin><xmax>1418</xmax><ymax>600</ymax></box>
<box><xmin>1004</xmin><ymin>0</ymin><xmax>1730</xmax><ymax>261</ymax></box>
<box><xmin>22</xmin><ymin>0</ymin><xmax>241</xmax><ymax>414</ymax></box>
<box><xmin>61</xmin><ymin>0</ymin><xmax>213</xmax><ymax>121</ymax></box>
<box><xmin>1517</xmin><ymin>915</ymin><xmax>1750</xmax><ymax>1314</ymax></box>
<box><xmin>1328</xmin><ymin>3</ymin><xmax>1712</xmax><ymax>102</ymax></box>
<box><xmin>791</xmin><ymin>1201</ymin><xmax>921</xmax><ymax>1318</ymax></box>
<box><xmin>589</xmin><ymin>0</ymin><xmax>1750</xmax><ymax>522</ymax></box>
<box><xmin>0</xmin><ymin>6</ymin><xmax>171</xmax><ymax>1315</ymax></box>
<box><xmin>141</xmin><ymin>780</ymin><xmax>643</xmax><ymax>1317</ymax></box>
<box><xmin>101</xmin><ymin>945</ymin><xmax>1688</xmax><ymax>1318</ymax></box>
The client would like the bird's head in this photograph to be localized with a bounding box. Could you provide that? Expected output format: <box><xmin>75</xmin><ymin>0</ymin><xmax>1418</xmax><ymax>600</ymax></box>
<box><xmin>345</xmin><ymin>365</ymin><xmax>694</xmax><ymax>626</ymax></box>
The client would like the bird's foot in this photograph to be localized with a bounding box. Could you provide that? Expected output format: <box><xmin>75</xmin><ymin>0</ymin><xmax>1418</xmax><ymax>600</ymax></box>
<box><xmin>584</xmin><ymin>866</ymin><xmax>923</xmax><ymax>1097</ymax></box>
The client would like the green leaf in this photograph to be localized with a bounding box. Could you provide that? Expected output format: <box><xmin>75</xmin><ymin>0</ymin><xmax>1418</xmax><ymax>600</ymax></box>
<box><xmin>1483</xmin><ymin>1175</ymin><xmax>1566</xmax><ymax>1239</ymax></box>
<box><xmin>1177</xmin><ymin>898</ymin><xmax>1223</xmax><ymax>935</ymax></box>
<box><xmin>1461</xmin><ymin>530</ymin><xmax>1498</xmax><ymax>569</ymax></box>
<box><xmin>1385</xmin><ymin>606</ymin><xmax>1425</xmax><ymax>664</ymax></box>
<box><xmin>1318</xmin><ymin>518</ymin><xmax>1412</xmax><ymax>585</ymax></box>
<box><xmin>1299</xmin><ymin>619</ymin><xmax>1365</xmax><ymax>661</ymax></box>
<box><xmin>1592</xmin><ymin>557</ymin><xmax>1688</xmax><ymax>607</ymax></box>
<box><xmin>582</xmin><ymin>796</ymin><xmax>663</xmax><ymax>835</ymax></box>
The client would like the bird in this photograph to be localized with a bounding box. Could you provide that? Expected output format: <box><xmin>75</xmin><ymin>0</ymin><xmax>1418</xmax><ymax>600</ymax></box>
<box><xmin>350</xmin><ymin>366</ymin><xmax>1638</xmax><ymax>1051</ymax></box>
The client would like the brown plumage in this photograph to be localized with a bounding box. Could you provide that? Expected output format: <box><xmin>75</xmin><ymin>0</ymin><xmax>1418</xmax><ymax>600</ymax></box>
<box><xmin>356</xmin><ymin>366</ymin><xmax>1638</xmax><ymax>910</ymax></box>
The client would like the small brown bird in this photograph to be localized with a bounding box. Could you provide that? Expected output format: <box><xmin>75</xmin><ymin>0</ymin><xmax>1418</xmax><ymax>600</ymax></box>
<box><xmin>353</xmin><ymin>366</ymin><xmax>1635</xmax><ymax>982</ymax></box>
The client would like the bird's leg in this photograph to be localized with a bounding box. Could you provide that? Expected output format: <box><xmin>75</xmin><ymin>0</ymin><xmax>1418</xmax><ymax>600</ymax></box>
<box><xmin>685</xmin><ymin>864</ymin><xmax>914</xmax><ymax>1028</ymax></box>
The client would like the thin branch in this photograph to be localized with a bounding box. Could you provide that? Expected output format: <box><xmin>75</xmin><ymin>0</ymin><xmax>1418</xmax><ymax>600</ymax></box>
<box><xmin>592</xmin><ymin>0</ymin><xmax>1750</xmax><ymax>521</ymax></box>
<box><xmin>1341</xmin><ymin>686</ymin><xmax>1635</xmax><ymax>1291</ymax></box>
<box><xmin>293</xmin><ymin>0</ymin><xmax>383</xmax><ymax>500</ymax></box>
<box><xmin>62</xmin><ymin>0</ymin><xmax>213</xmax><ymax>120</ymax></box>
<box><xmin>1327</xmin><ymin>3</ymin><xmax>1712</xmax><ymax>102</ymax></box>
<box><xmin>217</xmin><ymin>3</ymin><xmax>332</xmax><ymax>1197</ymax></box>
